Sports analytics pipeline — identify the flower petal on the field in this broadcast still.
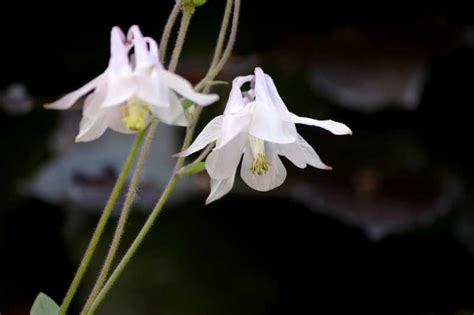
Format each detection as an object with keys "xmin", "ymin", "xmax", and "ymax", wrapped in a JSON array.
[
  {"xmin": 102, "ymin": 75, "xmax": 137, "ymax": 107},
  {"xmin": 206, "ymin": 134, "xmax": 246, "ymax": 180},
  {"xmin": 253, "ymin": 67, "xmax": 271, "ymax": 102},
  {"xmin": 107, "ymin": 107, "xmax": 135, "ymax": 134},
  {"xmin": 159, "ymin": 69, "xmax": 219, "ymax": 106},
  {"xmin": 264, "ymin": 73, "xmax": 289, "ymax": 111},
  {"xmin": 277, "ymin": 142, "xmax": 307, "ymax": 169},
  {"xmin": 285, "ymin": 112, "xmax": 352, "ymax": 135},
  {"xmin": 136, "ymin": 69, "xmax": 169, "ymax": 107},
  {"xmin": 150, "ymin": 92, "xmax": 188, "ymax": 127},
  {"xmin": 175, "ymin": 115, "xmax": 223, "ymax": 157},
  {"xmin": 240, "ymin": 143, "xmax": 287, "ymax": 192},
  {"xmin": 216, "ymin": 108, "xmax": 252, "ymax": 149},
  {"xmin": 223, "ymin": 75, "xmax": 254, "ymax": 114},
  {"xmin": 44, "ymin": 74, "xmax": 105, "ymax": 110},
  {"xmin": 75, "ymin": 114, "xmax": 109, "ymax": 142},
  {"xmin": 297, "ymin": 135, "xmax": 332, "ymax": 170},
  {"xmin": 127, "ymin": 25, "xmax": 156, "ymax": 71},
  {"xmin": 248, "ymin": 101, "xmax": 297, "ymax": 144},
  {"xmin": 206, "ymin": 172, "xmax": 236, "ymax": 204},
  {"xmin": 83, "ymin": 84, "xmax": 107, "ymax": 118},
  {"xmin": 108, "ymin": 27, "xmax": 132, "ymax": 76}
]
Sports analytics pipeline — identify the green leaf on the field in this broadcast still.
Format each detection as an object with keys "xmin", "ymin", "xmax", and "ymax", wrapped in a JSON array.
[
  {"xmin": 31, "ymin": 293, "xmax": 59, "ymax": 315},
  {"xmin": 182, "ymin": 98, "xmax": 194, "ymax": 110},
  {"xmin": 179, "ymin": 162, "xmax": 206, "ymax": 177},
  {"xmin": 193, "ymin": 0, "xmax": 207, "ymax": 6}
]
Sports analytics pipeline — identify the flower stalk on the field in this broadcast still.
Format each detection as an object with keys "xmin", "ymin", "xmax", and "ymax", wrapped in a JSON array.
[
  {"xmin": 58, "ymin": 130, "xmax": 146, "ymax": 315},
  {"xmin": 88, "ymin": 1, "xmax": 240, "ymax": 313},
  {"xmin": 80, "ymin": 121, "xmax": 157, "ymax": 315}
]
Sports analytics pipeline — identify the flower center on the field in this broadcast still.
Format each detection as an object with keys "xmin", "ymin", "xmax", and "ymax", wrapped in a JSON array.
[
  {"xmin": 249, "ymin": 136, "xmax": 270, "ymax": 175},
  {"xmin": 120, "ymin": 97, "xmax": 151, "ymax": 131}
]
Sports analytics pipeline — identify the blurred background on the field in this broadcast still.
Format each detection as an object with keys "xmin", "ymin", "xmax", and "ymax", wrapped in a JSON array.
[{"xmin": 1, "ymin": 1, "xmax": 474, "ymax": 314}]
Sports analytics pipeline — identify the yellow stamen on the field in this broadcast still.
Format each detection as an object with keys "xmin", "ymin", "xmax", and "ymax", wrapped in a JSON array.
[
  {"xmin": 120, "ymin": 97, "xmax": 151, "ymax": 131},
  {"xmin": 249, "ymin": 136, "xmax": 270, "ymax": 175}
]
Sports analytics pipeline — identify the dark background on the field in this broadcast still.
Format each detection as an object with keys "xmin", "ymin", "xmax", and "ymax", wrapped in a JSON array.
[{"xmin": 1, "ymin": 1, "xmax": 474, "ymax": 314}]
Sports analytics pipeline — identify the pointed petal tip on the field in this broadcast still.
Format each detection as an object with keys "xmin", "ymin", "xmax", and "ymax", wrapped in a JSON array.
[
  {"xmin": 254, "ymin": 66, "xmax": 264, "ymax": 75},
  {"xmin": 172, "ymin": 151, "xmax": 184, "ymax": 158},
  {"xmin": 127, "ymin": 25, "xmax": 143, "ymax": 38},
  {"xmin": 205, "ymin": 193, "xmax": 220, "ymax": 205},
  {"xmin": 43, "ymin": 102, "xmax": 60, "ymax": 110},
  {"xmin": 196, "ymin": 93, "xmax": 220, "ymax": 107}
]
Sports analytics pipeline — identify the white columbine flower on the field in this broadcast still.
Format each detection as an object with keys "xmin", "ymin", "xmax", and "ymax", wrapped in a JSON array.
[
  {"xmin": 178, "ymin": 67, "xmax": 352, "ymax": 204},
  {"xmin": 45, "ymin": 25, "xmax": 219, "ymax": 142}
]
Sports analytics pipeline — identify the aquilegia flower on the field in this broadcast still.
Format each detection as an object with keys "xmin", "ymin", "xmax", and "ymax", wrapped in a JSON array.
[
  {"xmin": 178, "ymin": 67, "xmax": 352, "ymax": 204},
  {"xmin": 45, "ymin": 25, "xmax": 218, "ymax": 142}
]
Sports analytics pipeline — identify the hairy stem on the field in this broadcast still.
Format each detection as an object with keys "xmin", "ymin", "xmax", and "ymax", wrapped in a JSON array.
[
  {"xmin": 58, "ymin": 131, "xmax": 145, "ymax": 315},
  {"xmin": 88, "ymin": 1, "xmax": 241, "ymax": 312},
  {"xmin": 159, "ymin": 0, "xmax": 182, "ymax": 63},
  {"xmin": 80, "ymin": 121, "xmax": 158, "ymax": 315},
  {"xmin": 168, "ymin": 10, "xmax": 193, "ymax": 73},
  {"xmin": 195, "ymin": 0, "xmax": 241, "ymax": 92}
]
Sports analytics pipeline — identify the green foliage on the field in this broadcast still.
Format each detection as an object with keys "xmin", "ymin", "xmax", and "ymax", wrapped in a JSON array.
[
  {"xmin": 31, "ymin": 293, "xmax": 59, "ymax": 315},
  {"xmin": 180, "ymin": 162, "xmax": 206, "ymax": 177}
]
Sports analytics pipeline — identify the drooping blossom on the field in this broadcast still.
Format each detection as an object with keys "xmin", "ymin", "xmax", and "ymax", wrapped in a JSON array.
[
  {"xmin": 178, "ymin": 67, "xmax": 352, "ymax": 203},
  {"xmin": 45, "ymin": 25, "xmax": 218, "ymax": 142}
]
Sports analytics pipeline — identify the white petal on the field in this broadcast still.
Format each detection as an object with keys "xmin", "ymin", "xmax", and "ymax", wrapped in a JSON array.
[
  {"xmin": 136, "ymin": 69, "xmax": 169, "ymax": 107},
  {"xmin": 206, "ymin": 134, "xmax": 246, "ymax": 180},
  {"xmin": 44, "ymin": 74, "xmax": 105, "ymax": 110},
  {"xmin": 83, "ymin": 85, "xmax": 107, "ymax": 118},
  {"xmin": 223, "ymin": 75, "xmax": 254, "ymax": 114},
  {"xmin": 206, "ymin": 172, "xmax": 236, "ymax": 204},
  {"xmin": 175, "ymin": 115, "xmax": 223, "ymax": 157},
  {"xmin": 297, "ymin": 135, "xmax": 332, "ymax": 170},
  {"xmin": 277, "ymin": 142, "xmax": 307, "ymax": 169},
  {"xmin": 75, "ymin": 114, "xmax": 108, "ymax": 142},
  {"xmin": 240, "ymin": 143, "xmax": 287, "ymax": 192},
  {"xmin": 136, "ymin": 71, "xmax": 163, "ymax": 107},
  {"xmin": 159, "ymin": 69, "xmax": 219, "ymax": 106},
  {"xmin": 264, "ymin": 73, "xmax": 289, "ymax": 111},
  {"xmin": 107, "ymin": 107, "xmax": 135, "ymax": 134},
  {"xmin": 253, "ymin": 67, "xmax": 271, "ymax": 102},
  {"xmin": 102, "ymin": 75, "xmax": 137, "ymax": 107},
  {"xmin": 127, "ymin": 25, "xmax": 156, "ymax": 71},
  {"xmin": 285, "ymin": 112, "xmax": 352, "ymax": 135},
  {"xmin": 145, "ymin": 37, "xmax": 160, "ymax": 61},
  {"xmin": 150, "ymin": 92, "xmax": 188, "ymax": 127},
  {"xmin": 108, "ymin": 27, "xmax": 133, "ymax": 76},
  {"xmin": 215, "ymin": 108, "xmax": 252, "ymax": 149},
  {"xmin": 248, "ymin": 101, "xmax": 297, "ymax": 144}
]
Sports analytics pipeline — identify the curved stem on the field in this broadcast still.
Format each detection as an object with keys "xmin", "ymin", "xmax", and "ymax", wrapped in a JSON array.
[
  {"xmin": 195, "ymin": 0, "xmax": 241, "ymax": 92},
  {"xmin": 80, "ymin": 121, "xmax": 158, "ymax": 315},
  {"xmin": 88, "ymin": 2, "xmax": 241, "ymax": 313},
  {"xmin": 159, "ymin": 0, "xmax": 182, "ymax": 63},
  {"xmin": 192, "ymin": 142, "xmax": 215, "ymax": 165},
  {"xmin": 88, "ymin": 176, "xmax": 179, "ymax": 315},
  {"xmin": 168, "ymin": 10, "xmax": 193, "ymax": 73},
  {"xmin": 58, "ymin": 131, "xmax": 145, "ymax": 315},
  {"xmin": 210, "ymin": 0, "xmax": 233, "ymax": 68}
]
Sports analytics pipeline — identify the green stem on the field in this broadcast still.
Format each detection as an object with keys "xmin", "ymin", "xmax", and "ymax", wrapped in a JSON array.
[
  {"xmin": 167, "ymin": 10, "xmax": 193, "ymax": 73},
  {"xmin": 58, "ymin": 131, "xmax": 145, "ymax": 315},
  {"xmin": 87, "ymin": 1, "xmax": 241, "ymax": 312},
  {"xmin": 195, "ymin": 0, "xmax": 241, "ymax": 92},
  {"xmin": 192, "ymin": 141, "xmax": 215, "ymax": 164},
  {"xmin": 80, "ymin": 121, "xmax": 158, "ymax": 315},
  {"xmin": 88, "ymin": 175, "xmax": 179, "ymax": 315},
  {"xmin": 159, "ymin": 0, "xmax": 182, "ymax": 64},
  {"xmin": 210, "ymin": 0, "xmax": 233, "ymax": 68}
]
